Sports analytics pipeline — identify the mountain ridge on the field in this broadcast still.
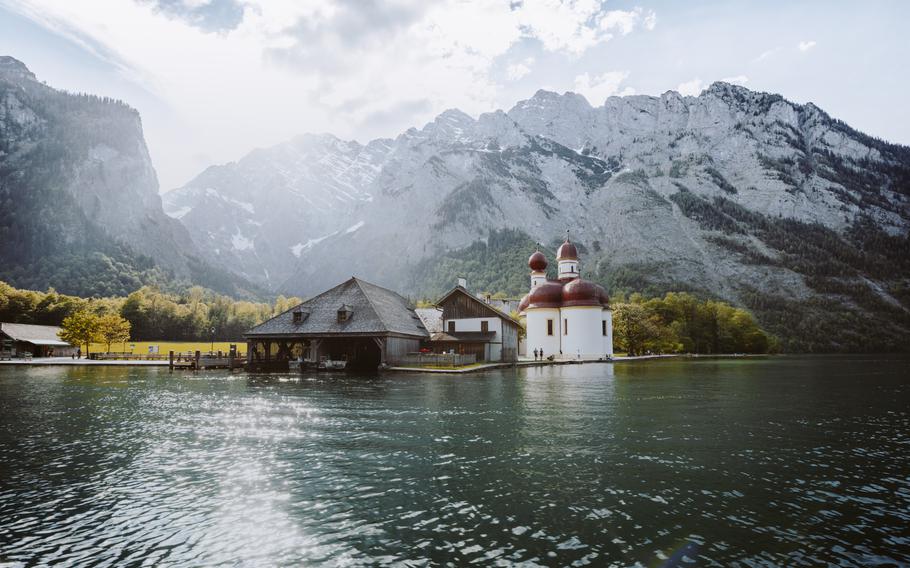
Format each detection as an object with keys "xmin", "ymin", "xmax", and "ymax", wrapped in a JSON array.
[{"xmin": 165, "ymin": 79, "xmax": 909, "ymax": 351}]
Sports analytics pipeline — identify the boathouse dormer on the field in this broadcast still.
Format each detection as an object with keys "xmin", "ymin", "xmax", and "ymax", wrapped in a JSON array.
[
  {"xmin": 292, "ymin": 310, "xmax": 308, "ymax": 324},
  {"xmin": 337, "ymin": 304, "xmax": 353, "ymax": 322}
]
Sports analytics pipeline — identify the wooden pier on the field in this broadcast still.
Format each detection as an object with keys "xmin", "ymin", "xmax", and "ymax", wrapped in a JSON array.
[{"xmin": 168, "ymin": 350, "xmax": 245, "ymax": 371}]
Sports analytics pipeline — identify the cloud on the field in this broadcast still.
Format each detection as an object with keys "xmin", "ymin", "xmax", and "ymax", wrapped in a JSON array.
[
  {"xmin": 517, "ymin": 4, "xmax": 657, "ymax": 54},
  {"xmin": 141, "ymin": 0, "xmax": 245, "ymax": 32},
  {"xmin": 643, "ymin": 9, "xmax": 657, "ymax": 31},
  {"xmin": 753, "ymin": 47, "xmax": 780, "ymax": 62},
  {"xmin": 676, "ymin": 77, "xmax": 705, "ymax": 96},
  {"xmin": 720, "ymin": 75, "xmax": 749, "ymax": 85},
  {"xmin": 573, "ymin": 70, "xmax": 633, "ymax": 104},
  {"xmin": 798, "ymin": 40, "xmax": 817, "ymax": 52},
  {"xmin": 506, "ymin": 57, "xmax": 535, "ymax": 81},
  {"xmin": 3, "ymin": 0, "xmax": 658, "ymax": 188}
]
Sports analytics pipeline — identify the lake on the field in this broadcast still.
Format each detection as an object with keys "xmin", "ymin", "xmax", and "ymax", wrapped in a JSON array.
[{"xmin": 1, "ymin": 356, "xmax": 908, "ymax": 566}]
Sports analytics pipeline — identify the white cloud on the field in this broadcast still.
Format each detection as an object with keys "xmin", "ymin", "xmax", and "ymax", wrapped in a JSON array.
[
  {"xmin": 798, "ymin": 40, "xmax": 817, "ymax": 52},
  {"xmin": 753, "ymin": 47, "xmax": 780, "ymax": 62},
  {"xmin": 506, "ymin": 57, "xmax": 535, "ymax": 81},
  {"xmin": 720, "ymin": 75, "xmax": 749, "ymax": 85},
  {"xmin": 573, "ymin": 71, "xmax": 633, "ymax": 104},
  {"xmin": 676, "ymin": 77, "xmax": 705, "ymax": 96},
  {"xmin": 643, "ymin": 10, "xmax": 657, "ymax": 31},
  {"xmin": 517, "ymin": 3, "xmax": 657, "ymax": 54},
  {"xmin": 4, "ymin": 0, "xmax": 658, "ymax": 188}
]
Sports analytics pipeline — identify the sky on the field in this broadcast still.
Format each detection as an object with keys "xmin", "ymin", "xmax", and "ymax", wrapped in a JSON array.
[{"xmin": 1, "ymin": 0, "xmax": 908, "ymax": 191}]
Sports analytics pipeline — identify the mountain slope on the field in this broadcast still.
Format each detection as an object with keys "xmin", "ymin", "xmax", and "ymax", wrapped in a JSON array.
[
  {"xmin": 0, "ymin": 56, "xmax": 251, "ymax": 297},
  {"xmin": 169, "ymin": 83, "xmax": 910, "ymax": 351},
  {"xmin": 163, "ymin": 133, "xmax": 388, "ymax": 287}
]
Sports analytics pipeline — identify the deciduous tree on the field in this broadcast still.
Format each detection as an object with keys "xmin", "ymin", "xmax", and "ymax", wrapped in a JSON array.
[
  {"xmin": 98, "ymin": 313, "xmax": 131, "ymax": 353},
  {"xmin": 59, "ymin": 311, "xmax": 102, "ymax": 357}
]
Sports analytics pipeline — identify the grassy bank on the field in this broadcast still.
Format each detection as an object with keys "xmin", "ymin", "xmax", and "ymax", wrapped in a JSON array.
[{"xmin": 87, "ymin": 340, "xmax": 244, "ymax": 355}]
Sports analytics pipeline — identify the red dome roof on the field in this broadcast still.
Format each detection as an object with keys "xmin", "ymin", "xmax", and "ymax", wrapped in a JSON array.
[
  {"xmin": 595, "ymin": 284, "xmax": 610, "ymax": 308},
  {"xmin": 561, "ymin": 278, "xmax": 601, "ymax": 307},
  {"xmin": 518, "ymin": 293, "xmax": 530, "ymax": 312},
  {"xmin": 526, "ymin": 281, "xmax": 563, "ymax": 309},
  {"xmin": 556, "ymin": 239, "xmax": 577, "ymax": 261},
  {"xmin": 528, "ymin": 250, "xmax": 548, "ymax": 271}
]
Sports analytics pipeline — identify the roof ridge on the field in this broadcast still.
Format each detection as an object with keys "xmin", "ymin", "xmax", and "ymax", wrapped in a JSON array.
[
  {"xmin": 352, "ymin": 277, "xmax": 391, "ymax": 331},
  {"xmin": 435, "ymin": 286, "xmax": 523, "ymax": 327}
]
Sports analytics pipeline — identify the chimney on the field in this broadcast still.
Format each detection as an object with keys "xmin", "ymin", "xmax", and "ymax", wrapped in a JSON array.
[{"xmin": 457, "ymin": 277, "xmax": 467, "ymax": 289}]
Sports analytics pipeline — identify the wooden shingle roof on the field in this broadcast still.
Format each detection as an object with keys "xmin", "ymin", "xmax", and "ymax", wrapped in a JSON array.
[{"xmin": 246, "ymin": 277, "xmax": 429, "ymax": 338}]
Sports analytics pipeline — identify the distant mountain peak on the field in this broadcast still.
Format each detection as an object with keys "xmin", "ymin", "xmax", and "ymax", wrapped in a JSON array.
[{"xmin": 0, "ymin": 56, "xmax": 37, "ymax": 82}]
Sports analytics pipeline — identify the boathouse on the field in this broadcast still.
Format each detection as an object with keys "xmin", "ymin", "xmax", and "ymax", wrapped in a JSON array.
[
  {"xmin": 425, "ymin": 281, "xmax": 522, "ymax": 363},
  {"xmin": 245, "ymin": 277, "xmax": 429, "ymax": 371},
  {"xmin": 0, "ymin": 322, "xmax": 74, "ymax": 358}
]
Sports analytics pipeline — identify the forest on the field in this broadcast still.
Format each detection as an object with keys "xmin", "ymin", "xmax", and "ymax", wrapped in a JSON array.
[
  {"xmin": 611, "ymin": 291, "xmax": 773, "ymax": 355},
  {"xmin": 0, "ymin": 280, "xmax": 301, "ymax": 341}
]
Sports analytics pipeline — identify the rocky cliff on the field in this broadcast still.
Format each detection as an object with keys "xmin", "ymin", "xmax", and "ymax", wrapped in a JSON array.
[
  {"xmin": 167, "ymin": 82, "xmax": 910, "ymax": 351},
  {"xmin": 0, "ymin": 56, "xmax": 250, "ymax": 297}
]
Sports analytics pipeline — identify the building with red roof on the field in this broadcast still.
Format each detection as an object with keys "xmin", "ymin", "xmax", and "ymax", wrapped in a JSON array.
[{"xmin": 518, "ymin": 233, "xmax": 613, "ymax": 359}]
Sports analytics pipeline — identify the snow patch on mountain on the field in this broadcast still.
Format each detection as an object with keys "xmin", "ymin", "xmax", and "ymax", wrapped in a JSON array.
[
  {"xmin": 231, "ymin": 231, "xmax": 254, "ymax": 251},
  {"xmin": 345, "ymin": 221, "xmax": 365, "ymax": 234}
]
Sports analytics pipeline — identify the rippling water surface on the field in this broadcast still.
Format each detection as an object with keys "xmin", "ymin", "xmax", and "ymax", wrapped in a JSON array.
[{"xmin": 1, "ymin": 356, "xmax": 909, "ymax": 566}]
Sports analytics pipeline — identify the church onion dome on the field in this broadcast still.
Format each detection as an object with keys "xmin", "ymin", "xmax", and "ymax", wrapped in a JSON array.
[
  {"xmin": 561, "ymin": 278, "xmax": 603, "ymax": 307},
  {"xmin": 526, "ymin": 280, "xmax": 564, "ymax": 309},
  {"xmin": 595, "ymin": 284, "xmax": 610, "ymax": 308},
  {"xmin": 518, "ymin": 293, "xmax": 530, "ymax": 313},
  {"xmin": 528, "ymin": 250, "xmax": 548, "ymax": 271},
  {"xmin": 556, "ymin": 238, "xmax": 578, "ymax": 261}
]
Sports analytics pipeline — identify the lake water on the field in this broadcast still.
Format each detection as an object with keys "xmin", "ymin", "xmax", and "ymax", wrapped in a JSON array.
[{"xmin": 1, "ymin": 356, "xmax": 908, "ymax": 566}]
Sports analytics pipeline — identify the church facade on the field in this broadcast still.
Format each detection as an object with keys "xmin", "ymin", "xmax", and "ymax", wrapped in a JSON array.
[{"xmin": 518, "ymin": 236, "xmax": 613, "ymax": 360}]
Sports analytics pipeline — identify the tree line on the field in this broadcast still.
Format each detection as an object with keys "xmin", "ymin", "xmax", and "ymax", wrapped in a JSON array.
[
  {"xmin": 3, "ymin": 279, "xmax": 774, "ymax": 355},
  {"xmin": 0, "ymin": 280, "xmax": 302, "ymax": 345},
  {"xmin": 612, "ymin": 292, "xmax": 774, "ymax": 355}
]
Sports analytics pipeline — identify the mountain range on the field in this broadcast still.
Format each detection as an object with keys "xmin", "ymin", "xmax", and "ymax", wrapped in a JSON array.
[
  {"xmin": 164, "ymin": 80, "xmax": 910, "ymax": 351},
  {"xmin": 1, "ymin": 55, "xmax": 907, "ymax": 351}
]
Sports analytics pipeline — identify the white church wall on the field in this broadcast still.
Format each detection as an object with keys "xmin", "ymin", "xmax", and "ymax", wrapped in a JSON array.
[
  {"xmin": 562, "ymin": 306, "xmax": 609, "ymax": 358},
  {"xmin": 526, "ymin": 308, "xmax": 561, "ymax": 358},
  {"xmin": 603, "ymin": 309, "xmax": 614, "ymax": 356}
]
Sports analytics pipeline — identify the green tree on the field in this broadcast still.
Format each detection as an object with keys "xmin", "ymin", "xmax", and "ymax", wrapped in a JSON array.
[
  {"xmin": 613, "ymin": 303, "xmax": 662, "ymax": 356},
  {"xmin": 59, "ymin": 311, "xmax": 102, "ymax": 357},
  {"xmin": 98, "ymin": 313, "xmax": 131, "ymax": 353}
]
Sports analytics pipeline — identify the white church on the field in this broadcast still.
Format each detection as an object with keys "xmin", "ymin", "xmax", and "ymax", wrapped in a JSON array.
[{"xmin": 518, "ymin": 235, "xmax": 614, "ymax": 360}]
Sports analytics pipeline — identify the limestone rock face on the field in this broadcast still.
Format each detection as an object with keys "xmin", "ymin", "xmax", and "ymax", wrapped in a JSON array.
[
  {"xmin": 169, "ymin": 82, "xmax": 910, "ymax": 350},
  {"xmin": 0, "ymin": 57, "xmax": 247, "ymax": 297}
]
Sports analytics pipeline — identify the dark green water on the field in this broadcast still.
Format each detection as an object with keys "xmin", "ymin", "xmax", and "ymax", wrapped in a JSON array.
[{"xmin": 1, "ymin": 356, "xmax": 908, "ymax": 566}]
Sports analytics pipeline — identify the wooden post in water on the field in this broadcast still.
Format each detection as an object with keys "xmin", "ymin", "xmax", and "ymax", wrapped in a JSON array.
[
  {"xmin": 169, "ymin": 350, "xmax": 174, "ymax": 371},
  {"xmin": 194, "ymin": 350, "xmax": 201, "ymax": 371}
]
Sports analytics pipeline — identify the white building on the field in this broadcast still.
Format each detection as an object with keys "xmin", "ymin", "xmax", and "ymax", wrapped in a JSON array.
[
  {"xmin": 425, "ymin": 282, "xmax": 522, "ymax": 362},
  {"xmin": 518, "ymin": 236, "xmax": 613, "ymax": 360}
]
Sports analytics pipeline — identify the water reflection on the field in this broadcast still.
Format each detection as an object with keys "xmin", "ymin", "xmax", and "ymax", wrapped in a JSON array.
[{"xmin": 1, "ymin": 357, "xmax": 908, "ymax": 566}]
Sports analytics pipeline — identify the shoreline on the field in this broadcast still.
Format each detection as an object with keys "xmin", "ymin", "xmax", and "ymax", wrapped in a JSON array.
[
  {"xmin": 387, "ymin": 353, "xmax": 769, "ymax": 373},
  {"xmin": 0, "ymin": 353, "xmax": 769, "ymax": 371}
]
